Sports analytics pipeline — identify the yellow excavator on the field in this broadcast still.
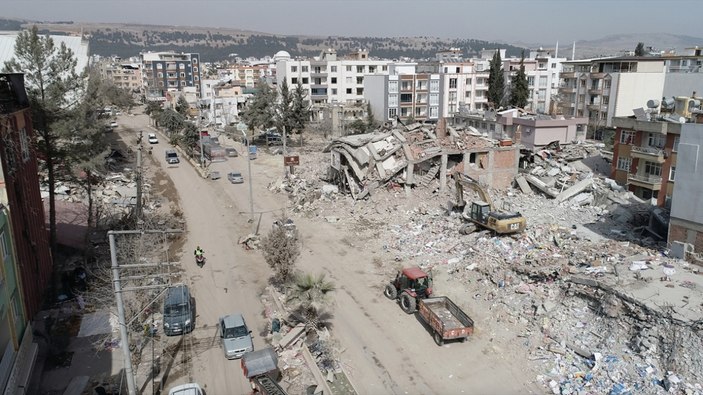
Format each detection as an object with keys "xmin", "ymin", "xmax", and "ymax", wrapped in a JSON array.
[{"xmin": 453, "ymin": 173, "xmax": 526, "ymax": 235}]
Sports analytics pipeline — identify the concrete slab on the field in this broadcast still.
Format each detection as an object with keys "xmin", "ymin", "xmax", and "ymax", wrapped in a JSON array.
[
  {"xmin": 556, "ymin": 178, "xmax": 592, "ymax": 203},
  {"xmin": 515, "ymin": 176, "xmax": 532, "ymax": 194}
]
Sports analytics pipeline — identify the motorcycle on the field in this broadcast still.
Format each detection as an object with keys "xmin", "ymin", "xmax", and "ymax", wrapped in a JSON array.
[{"xmin": 195, "ymin": 254, "xmax": 206, "ymax": 267}]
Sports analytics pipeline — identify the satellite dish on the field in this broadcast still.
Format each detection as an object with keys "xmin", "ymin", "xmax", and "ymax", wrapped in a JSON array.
[{"xmin": 646, "ymin": 99, "xmax": 660, "ymax": 108}]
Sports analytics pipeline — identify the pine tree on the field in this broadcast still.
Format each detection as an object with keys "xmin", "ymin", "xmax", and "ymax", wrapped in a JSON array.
[
  {"xmin": 240, "ymin": 82, "xmax": 276, "ymax": 133},
  {"xmin": 290, "ymin": 81, "xmax": 311, "ymax": 145},
  {"xmin": 634, "ymin": 42, "xmax": 645, "ymax": 56},
  {"xmin": 365, "ymin": 102, "xmax": 378, "ymax": 131},
  {"xmin": 175, "ymin": 95, "xmax": 189, "ymax": 116},
  {"xmin": 275, "ymin": 79, "xmax": 294, "ymax": 134},
  {"xmin": 4, "ymin": 25, "xmax": 85, "ymax": 256},
  {"xmin": 487, "ymin": 49, "xmax": 505, "ymax": 108},
  {"xmin": 510, "ymin": 51, "xmax": 529, "ymax": 109}
]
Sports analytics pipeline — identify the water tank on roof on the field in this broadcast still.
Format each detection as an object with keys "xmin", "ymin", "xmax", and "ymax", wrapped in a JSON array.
[{"xmin": 646, "ymin": 99, "xmax": 660, "ymax": 109}]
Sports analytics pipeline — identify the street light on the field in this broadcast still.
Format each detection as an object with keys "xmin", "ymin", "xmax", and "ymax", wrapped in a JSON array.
[{"xmin": 240, "ymin": 129, "xmax": 254, "ymax": 221}]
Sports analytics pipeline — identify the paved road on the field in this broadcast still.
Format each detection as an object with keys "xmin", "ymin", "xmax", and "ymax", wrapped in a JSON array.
[{"xmin": 118, "ymin": 110, "xmax": 541, "ymax": 395}]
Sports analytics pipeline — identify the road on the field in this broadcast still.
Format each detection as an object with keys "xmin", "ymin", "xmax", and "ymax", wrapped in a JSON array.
[{"xmin": 118, "ymin": 110, "xmax": 540, "ymax": 394}]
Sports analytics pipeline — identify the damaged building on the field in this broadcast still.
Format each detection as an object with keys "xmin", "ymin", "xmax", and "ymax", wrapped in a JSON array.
[{"xmin": 324, "ymin": 118, "xmax": 520, "ymax": 199}]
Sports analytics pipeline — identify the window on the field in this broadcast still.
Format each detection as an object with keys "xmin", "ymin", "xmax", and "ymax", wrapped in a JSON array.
[
  {"xmin": 537, "ymin": 89, "xmax": 546, "ymax": 101},
  {"xmin": 476, "ymin": 64, "xmax": 484, "ymax": 71},
  {"xmin": 465, "ymin": 91, "xmax": 472, "ymax": 99},
  {"xmin": 356, "ymin": 77, "xmax": 363, "ymax": 84},
  {"xmin": 313, "ymin": 66, "xmax": 322, "ymax": 73},
  {"xmin": 369, "ymin": 66, "xmax": 376, "ymax": 73},
  {"xmin": 291, "ymin": 77, "xmax": 298, "ymax": 84},
  {"xmin": 400, "ymin": 107, "xmax": 409, "ymax": 117},
  {"xmin": 302, "ymin": 78, "xmax": 309, "ymax": 84},
  {"xmin": 180, "ymin": 72, "xmax": 185, "ymax": 78},
  {"xmin": 449, "ymin": 78, "xmax": 457, "ymax": 89},
  {"xmin": 538, "ymin": 63, "xmax": 546, "ymax": 69},
  {"xmin": 331, "ymin": 88, "xmax": 337, "ymax": 95},
  {"xmin": 670, "ymin": 166, "xmax": 676, "ymax": 181},
  {"xmin": 604, "ymin": 80, "xmax": 611, "ymax": 89},
  {"xmin": 430, "ymin": 79, "xmax": 439, "ymax": 92},
  {"xmin": 416, "ymin": 80, "xmax": 427, "ymax": 90},
  {"xmin": 389, "ymin": 80, "xmax": 398, "ymax": 93},
  {"xmin": 448, "ymin": 92, "xmax": 457, "ymax": 103},
  {"xmin": 346, "ymin": 88, "xmax": 352, "ymax": 94},
  {"xmin": 382, "ymin": 65, "xmax": 388, "ymax": 71},
  {"xmin": 0, "ymin": 231, "xmax": 9, "ymax": 258},
  {"xmin": 466, "ymin": 78, "xmax": 471, "ymax": 85},
  {"xmin": 346, "ymin": 66, "xmax": 352, "ymax": 72},
  {"xmin": 357, "ymin": 66, "xmax": 364, "ymax": 73},
  {"xmin": 302, "ymin": 66, "xmax": 309, "ymax": 72},
  {"xmin": 193, "ymin": 67, "xmax": 198, "ymax": 72},
  {"xmin": 401, "ymin": 81, "xmax": 412, "ymax": 91},
  {"xmin": 313, "ymin": 78, "xmax": 323, "ymax": 85},
  {"xmin": 156, "ymin": 63, "xmax": 163, "ymax": 69},
  {"xmin": 331, "ymin": 66, "xmax": 337, "ymax": 72},
  {"xmin": 400, "ymin": 94, "xmax": 412, "ymax": 103},
  {"xmin": 331, "ymin": 77, "xmax": 337, "ymax": 84},
  {"xmin": 620, "ymin": 130, "xmax": 635, "ymax": 144},
  {"xmin": 551, "ymin": 63, "xmax": 557, "ymax": 69},
  {"xmin": 539, "ymin": 76, "xmax": 547, "ymax": 88},
  {"xmin": 180, "ymin": 81, "xmax": 186, "ymax": 86},
  {"xmin": 645, "ymin": 161, "xmax": 662, "ymax": 176},
  {"xmin": 617, "ymin": 157, "xmax": 632, "ymax": 171},
  {"xmin": 648, "ymin": 133, "xmax": 665, "ymax": 148},
  {"xmin": 19, "ymin": 127, "xmax": 30, "ymax": 162},
  {"xmin": 429, "ymin": 93, "xmax": 439, "ymax": 106},
  {"xmin": 291, "ymin": 66, "xmax": 298, "ymax": 72},
  {"xmin": 179, "ymin": 63, "xmax": 185, "ymax": 70},
  {"xmin": 389, "ymin": 108, "xmax": 397, "ymax": 118},
  {"xmin": 388, "ymin": 94, "xmax": 398, "ymax": 106},
  {"xmin": 673, "ymin": 135, "xmax": 680, "ymax": 152},
  {"xmin": 157, "ymin": 72, "xmax": 163, "ymax": 78},
  {"xmin": 429, "ymin": 106, "xmax": 438, "ymax": 118}
]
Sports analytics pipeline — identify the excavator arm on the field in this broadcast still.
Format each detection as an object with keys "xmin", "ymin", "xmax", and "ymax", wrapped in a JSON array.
[{"xmin": 452, "ymin": 173, "xmax": 495, "ymax": 210}]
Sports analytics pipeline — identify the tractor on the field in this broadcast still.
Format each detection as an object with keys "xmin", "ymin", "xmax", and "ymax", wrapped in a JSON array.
[{"xmin": 383, "ymin": 266, "xmax": 433, "ymax": 314}]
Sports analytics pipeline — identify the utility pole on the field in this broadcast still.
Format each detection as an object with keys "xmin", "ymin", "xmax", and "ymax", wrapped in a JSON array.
[
  {"xmin": 136, "ymin": 131, "xmax": 143, "ymax": 219},
  {"xmin": 282, "ymin": 125, "xmax": 288, "ymax": 179},
  {"xmin": 109, "ymin": 229, "xmax": 183, "ymax": 395},
  {"xmin": 240, "ymin": 130, "xmax": 254, "ymax": 221}
]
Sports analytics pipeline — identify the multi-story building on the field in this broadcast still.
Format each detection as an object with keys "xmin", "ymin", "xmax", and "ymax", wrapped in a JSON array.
[
  {"xmin": 96, "ymin": 59, "xmax": 142, "ymax": 93},
  {"xmin": 609, "ymin": 94, "xmax": 703, "ymax": 206},
  {"xmin": 560, "ymin": 49, "xmax": 703, "ymax": 140},
  {"xmin": 0, "ymin": 74, "xmax": 53, "ymax": 320},
  {"xmin": 504, "ymin": 48, "xmax": 565, "ymax": 114},
  {"xmin": 276, "ymin": 49, "xmax": 391, "ymax": 119},
  {"xmin": 199, "ymin": 79, "xmax": 245, "ymax": 127},
  {"xmin": 217, "ymin": 64, "xmax": 268, "ymax": 89},
  {"xmin": 668, "ymin": 118, "xmax": 703, "ymax": 259},
  {"xmin": 365, "ymin": 63, "xmax": 442, "ymax": 122},
  {"xmin": 141, "ymin": 51, "xmax": 202, "ymax": 100}
]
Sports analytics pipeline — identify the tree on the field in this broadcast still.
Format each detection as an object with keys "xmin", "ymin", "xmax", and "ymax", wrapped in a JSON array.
[
  {"xmin": 175, "ymin": 95, "xmax": 189, "ymax": 116},
  {"xmin": 100, "ymin": 83, "xmax": 135, "ymax": 112},
  {"xmin": 347, "ymin": 118, "xmax": 368, "ymax": 135},
  {"xmin": 487, "ymin": 49, "xmax": 505, "ymax": 108},
  {"xmin": 634, "ymin": 42, "xmax": 646, "ymax": 56},
  {"xmin": 261, "ymin": 223, "xmax": 300, "ymax": 286},
  {"xmin": 144, "ymin": 101, "xmax": 164, "ymax": 119},
  {"xmin": 240, "ymin": 82, "xmax": 276, "ymax": 133},
  {"xmin": 510, "ymin": 51, "xmax": 529, "ymax": 109},
  {"xmin": 4, "ymin": 25, "xmax": 84, "ymax": 256},
  {"xmin": 290, "ymin": 81, "xmax": 312, "ymax": 145},
  {"xmin": 365, "ymin": 102, "xmax": 378, "ymax": 131},
  {"xmin": 287, "ymin": 272, "xmax": 335, "ymax": 330},
  {"xmin": 157, "ymin": 108, "xmax": 185, "ymax": 135}
]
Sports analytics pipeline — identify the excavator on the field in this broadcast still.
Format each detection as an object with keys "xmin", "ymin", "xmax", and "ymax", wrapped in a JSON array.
[{"xmin": 453, "ymin": 173, "xmax": 526, "ymax": 235}]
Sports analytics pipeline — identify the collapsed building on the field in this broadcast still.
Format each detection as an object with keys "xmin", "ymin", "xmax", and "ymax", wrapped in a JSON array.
[{"xmin": 324, "ymin": 119, "xmax": 520, "ymax": 199}]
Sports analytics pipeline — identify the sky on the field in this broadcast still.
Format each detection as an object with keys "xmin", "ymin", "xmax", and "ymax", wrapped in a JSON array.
[{"xmin": 4, "ymin": 0, "xmax": 702, "ymax": 45}]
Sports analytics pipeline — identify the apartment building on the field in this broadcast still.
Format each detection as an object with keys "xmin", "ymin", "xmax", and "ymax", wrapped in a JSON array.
[
  {"xmin": 217, "ymin": 64, "xmax": 269, "ymax": 89},
  {"xmin": 276, "ymin": 49, "xmax": 391, "ymax": 119},
  {"xmin": 365, "ymin": 63, "xmax": 442, "ymax": 122},
  {"xmin": 437, "ymin": 61, "xmax": 489, "ymax": 116},
  {"xmin": 668, "ymin": 120, "xmax": 703, "ymax": 258},
  {"xmin": 96, "ymin": 59, "xmax": 142, "ymax": 93},
  {"xmin": 199, "ymin": 79, "xmax": 245, "ymax": 127},
  {"xmin": 559, "ymin": 57, "xmax": 668, "ymax": 132},
  {"xmin": 504, "ymin": 48, "xmax": 565, "ymax": 114},
  {"xmin": 141, "ymin": 51, "xmax": 202, "ymax": 100}
]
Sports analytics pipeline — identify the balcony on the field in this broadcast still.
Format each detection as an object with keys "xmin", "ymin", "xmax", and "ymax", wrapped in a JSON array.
[
  {"xmin": 590, "ymin": 72, "xmax": 606, "ymax": 79},
  {"xmin": 588, "ymin": 88, "xmax": 603, "ymax": 95},
  {"xmin": 630, "ymin": 146, "xmax": 665, "ymax": 163},
  {"xmin": 560, "ymin": 71, "xmax": 576, "ymax": 78},
  {"xmin": 559, "ymin": 85, "xmax": 576, "ymax": 93},
  {"xmin": 627, "ymin": 173, "xmax": 662, "ymax": 190},
  {"xmin": 587, "ymin": 103, "xmax": 607, "ymax": 111}
]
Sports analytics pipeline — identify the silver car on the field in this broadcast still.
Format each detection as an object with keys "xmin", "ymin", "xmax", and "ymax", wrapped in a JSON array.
[
  {"xmin": 227, "ymin": 171, "xmax": 244, "ymax": 184},
  {"xmin": 219, "ymin": 314, "xmax": 253, "ymax": 359}
]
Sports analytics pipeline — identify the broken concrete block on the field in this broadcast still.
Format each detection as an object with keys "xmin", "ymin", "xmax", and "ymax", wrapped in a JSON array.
[
  {"xmin": 547, "ymin": 167, "xmax": 561, "ymax": 177},
  {"xmin": 515, "ymin": 176, "xmax": 532, "ymax": 194},
  {"xmin": 321, "ymin": 184, "xmax": 339, "ymax": 195},
  {"xmin": 556, "ymin": 178, "xmax": 593, "ymax": 203}
]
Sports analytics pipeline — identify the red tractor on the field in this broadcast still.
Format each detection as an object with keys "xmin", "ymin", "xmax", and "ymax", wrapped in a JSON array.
[{"xmin": 384, "ymin": 267, "xmax": 433, "ymax": 314}]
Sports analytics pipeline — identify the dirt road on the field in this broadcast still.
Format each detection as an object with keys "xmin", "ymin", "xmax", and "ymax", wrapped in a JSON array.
[{"xmin": 119, "ymin": 110, "xmax": 540, "ymax": 394}]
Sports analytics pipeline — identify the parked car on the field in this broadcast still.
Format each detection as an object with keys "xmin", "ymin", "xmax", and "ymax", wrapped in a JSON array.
[
  {"xmin": 225, "ymin": 147, "xmax": 238, "ymax": 157},
  {"xmin": 219, "ymin": 313, "xmax": 254, "ymax": 359},
  {"xmin": 168, "ymin": 383, "xmax": 203, "ymax": 395},
  {"xmin": 163, "ymin": 285, "xmax": 194, "ymax": 336},
  {"xmin": 209, "ymin": 171, "xmax": 221, "ymax": 180},
  {"xmin": 148, "ymin": 133, "xmax": 158, "ymax": 144},
  {"xmin": 227, "ymin": 171, "xmax": 244, "ymax": 184},
  {"xmin": 109, "ymin": 121, "xmax": 118, "ymax": 128}
]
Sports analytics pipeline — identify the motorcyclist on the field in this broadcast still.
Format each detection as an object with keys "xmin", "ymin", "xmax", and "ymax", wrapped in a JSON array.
[{"xmin": 194, "ymin": 246, "xmax": 204, "ymax": 259}]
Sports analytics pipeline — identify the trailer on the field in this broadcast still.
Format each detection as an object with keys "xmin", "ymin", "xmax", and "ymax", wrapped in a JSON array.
[
  {"xmin": 241, "ymin": 348, "xmax": 286, "ymax": 395},
  {"xmin": 418, "ymin": 297, "xmax": 474, "ymax": 346}
]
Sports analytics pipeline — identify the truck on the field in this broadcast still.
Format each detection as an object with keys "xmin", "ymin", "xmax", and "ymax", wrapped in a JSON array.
[
  {"xmin": 453, "ymin": 173, "xmax": 526, "ymax": 235},
  {"xmin": 385, "ymin": 267, "xmax": 474, "ymax": 345},
  {"xmin": 201, "ymin": 142, "xmax": 226, "ymax": 162}
]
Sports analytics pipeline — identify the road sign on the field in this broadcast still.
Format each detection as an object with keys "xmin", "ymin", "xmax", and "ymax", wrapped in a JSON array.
[{"xmin": 283, "ymin": 155, "xmax": 300, "ymax": 166}]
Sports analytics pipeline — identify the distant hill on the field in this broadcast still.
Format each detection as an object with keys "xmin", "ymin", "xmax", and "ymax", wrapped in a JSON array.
[
  {"xmin": 0, "ymin": 18, "xmax": 526, "ymax": 61},
  {"xmin": 515, "ymin": 33, "xmax": 703, "ymax": 59}
]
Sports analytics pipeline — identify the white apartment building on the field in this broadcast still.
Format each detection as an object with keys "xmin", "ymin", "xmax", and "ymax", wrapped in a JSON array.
[
  {"xmin": 276, "ymin": 49, "xmax": 392, "ymax": 119},
  {"xmin": 366, "ymin": 63, "xmax": 443, "ymax": 122},
  {"xmin": 505, "ymin": 49, "xmax": 565, "ymax": 113},
  {"xmin": 559, "ymin": 57, "xmax": 668, "ymax": 131}
]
